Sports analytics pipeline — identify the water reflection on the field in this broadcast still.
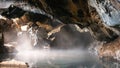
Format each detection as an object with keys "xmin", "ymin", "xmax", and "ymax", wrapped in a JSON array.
[
  {"xmin": 0, "ymin": 49, "xmax": 120, "ymax": 68},
  {"xmin": 14, "ymin": 49, "xmax": 104, "ymax": 68}
]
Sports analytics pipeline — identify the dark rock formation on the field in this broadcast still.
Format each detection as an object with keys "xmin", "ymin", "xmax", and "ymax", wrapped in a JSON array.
[
  {"xmin": 0, "ymin": 33, "xmax": 7, "ymax": 53},
  {"xmin": 0, "ymin": 0, "xmax": 120, "ymax": 59},
  {"xmin": 0, "ymin": 21, "xmax": 8, "ymax": 53},
  {"xmin": 51, "ymin": 24, "xmax": 94, "ymax": 49},
  {"xmin": 24, "ymin": 0, "xmax": 119, "ymax": 42}
]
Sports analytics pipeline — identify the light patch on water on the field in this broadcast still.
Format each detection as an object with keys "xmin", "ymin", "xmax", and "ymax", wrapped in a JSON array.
[{"xmin": 15, "ymin": 49, "xmax": 99, "ymax": 68}]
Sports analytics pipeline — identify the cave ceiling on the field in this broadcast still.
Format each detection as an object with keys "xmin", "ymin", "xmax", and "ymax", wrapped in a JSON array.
[{"xmin": 0, "ymin": 0, "xmax": 120, "ymax": 42}]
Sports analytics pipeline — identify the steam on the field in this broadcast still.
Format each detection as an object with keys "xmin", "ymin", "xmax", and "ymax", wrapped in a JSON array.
[
  {"xmin": 0, "ymin": 5, "xmax": 100, "ymax": 67},
  {"xmin": 16, "ymin": 24, "xmax": 40, "ymax": 52},
  {"xmin": 13, "ymin": 24, "xmax": 96, "ymax": 67},
  {"xmin": 2, "ymin": 22, "xmax": 96, "ymax": 67},
  {"xmin": 16, "ymin": 31, "xmax": 33, "ymax": 51},
  {"xmin": 51, "ymin": 24, "xmax": 93, "ymax": 49},
  {"xmin": 15, "ymin": 49, "xmax": 99, "ymax": 68}
]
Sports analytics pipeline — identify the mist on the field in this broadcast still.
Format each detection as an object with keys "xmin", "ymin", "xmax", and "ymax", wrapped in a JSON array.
[{"xmin": 2, "ymin": 22, "xmax": 101, "ymax": 68}]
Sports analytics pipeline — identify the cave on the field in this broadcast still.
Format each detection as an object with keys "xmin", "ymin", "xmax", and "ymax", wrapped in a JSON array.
[{"xmin": 0, "ymin": 0, "xmax": 120, "ymax": 68}]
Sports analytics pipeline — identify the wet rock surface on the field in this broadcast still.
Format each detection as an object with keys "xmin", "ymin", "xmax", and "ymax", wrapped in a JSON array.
[{"xmin": 98, "ymin": 37, "xmax": 120, "ymax": 60}]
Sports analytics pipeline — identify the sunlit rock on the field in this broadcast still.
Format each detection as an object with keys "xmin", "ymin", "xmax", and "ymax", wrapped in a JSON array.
[
  {"xmin": 0, "ymin": 60, "xmax": 29, "ymax": 68},
  {"xmin": 98, "ymin": 37, "xmax": 120, "ymax": 60}
]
